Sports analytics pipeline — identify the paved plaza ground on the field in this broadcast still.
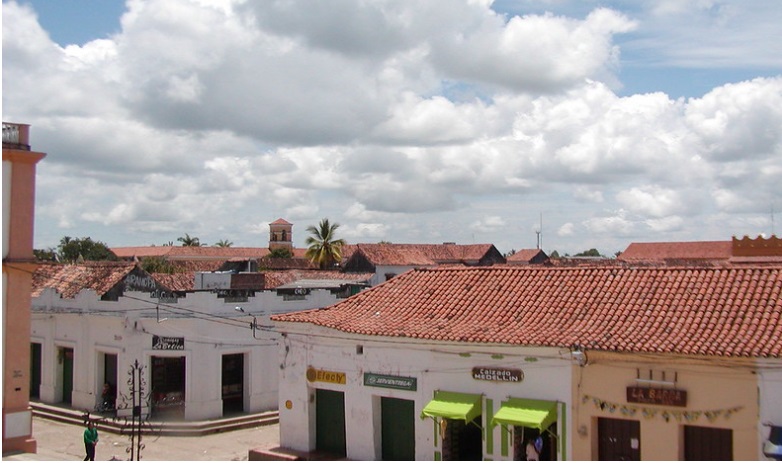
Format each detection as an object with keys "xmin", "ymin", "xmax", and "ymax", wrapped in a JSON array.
[{"xmin": 4, "ymin": 416, "xmax": 281, "ymax": 461}]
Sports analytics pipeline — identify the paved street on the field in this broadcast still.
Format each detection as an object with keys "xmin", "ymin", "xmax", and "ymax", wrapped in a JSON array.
[{"xmin": 4, "ymin": 416, "xmax": 280, "ymax": 461}]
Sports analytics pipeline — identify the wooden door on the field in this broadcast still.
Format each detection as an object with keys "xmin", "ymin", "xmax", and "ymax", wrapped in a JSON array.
[
  {"xmin": 598, "ymin": 417, "xmax": 640, "ymax": 460},
  {"xmin": 684, "ymin": 425, "xmax": 732, "ymax": 460}
]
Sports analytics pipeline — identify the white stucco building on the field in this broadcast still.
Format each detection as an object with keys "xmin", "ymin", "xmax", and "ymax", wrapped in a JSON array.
[
  {"xmin": 30, "ymin": 262, "xmax": 369, "ymax": 421},
  {"xmin": 272, "ymin": 263, "xmax": 782, "ymax": 461},
  {"xmin": 274, "ymin": 325, "xmax": 573, "ymax": 461}
]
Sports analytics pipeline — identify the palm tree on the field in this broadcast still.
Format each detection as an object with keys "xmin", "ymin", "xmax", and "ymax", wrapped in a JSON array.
[
  {"xmin": 214, "ymin": 239, "xmax": 233, "ymax": 248},
  {"xmin": 177, "ymin": 233, "xmax": 203, "ymax": 247},
  {"xmin": 305, "ymin": 218, "xmax": 346, "ymax": 269}
]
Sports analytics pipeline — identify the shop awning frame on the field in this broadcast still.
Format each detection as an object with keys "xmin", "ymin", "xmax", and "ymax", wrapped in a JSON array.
[
  {"xmin": 420, "ymin": 390, "xmax": 483, "ymax": 424},
  {"xmin": 490, "ymin": 397, "xmax": 558, "ymax": 432}
]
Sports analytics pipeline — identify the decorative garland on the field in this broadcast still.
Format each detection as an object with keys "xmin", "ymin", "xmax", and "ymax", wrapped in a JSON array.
[{"xmin": 582, "ymin": 394, "xmax": 743, "ymax": 423}]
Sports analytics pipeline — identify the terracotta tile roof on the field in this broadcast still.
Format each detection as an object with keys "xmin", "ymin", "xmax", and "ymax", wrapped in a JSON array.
[
  {"xmin": 262, "ymin": 270, "xmax": 372, "ymax": 290},
  {"xmin": 619, "ymin": 241, "xmax": 732, "ymax": 262},
  {"xmin": 32, "ymin": 262, "xmax": 138, "ymax": 298},
  {"xmin": 506, "ymin": 249, "xmax": 547, "ymax": 264},
  {"xmin": 170, "ymin": 260, "xmax": 225, "ymax": 272},
  {"xmin": 348, "ymin": 243, "xmax": 500, "ymax": 266},
  {"xmin": 111, "ymin": 246, "xmax": 308, "ymax": 260},
  {"xmin": 151, "ymin": 272, "xmax": 195, "ymax": 292},
  {"xmin": 257, "ymin": 257, "xmax": 318, "ymax": 270},
  {"xmin": 270, "ymin": 218, "xmax": 292, "ymax": 225},
  {"xmin": 272, "ymin": 266, "xmax": 782, "ymax": 358}
]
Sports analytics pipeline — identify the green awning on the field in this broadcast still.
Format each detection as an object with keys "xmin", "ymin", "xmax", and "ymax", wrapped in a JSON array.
[
  {"xmin": 490, "ymin": 398, "xmax": 558, "ymax": 431},
  {"xmin": 420, "ymin": 391, "xmax": 483, "ymax": 423}
]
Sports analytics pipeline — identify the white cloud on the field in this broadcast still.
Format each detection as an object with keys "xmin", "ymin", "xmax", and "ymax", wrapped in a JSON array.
[
  {"xmin": 557, "ymin": 223, "xmax": 575, "ymax": 236},
  {"xmin": 615, "ymin": 185, "xmax": 686, "ymax": 218},
  {"xmin": 3, "ymin": 0, "xmax": 781, "ymax": 253},
  {"xmin": 470, "ymin": 216, "xmax": 507, "ymax": 233}
]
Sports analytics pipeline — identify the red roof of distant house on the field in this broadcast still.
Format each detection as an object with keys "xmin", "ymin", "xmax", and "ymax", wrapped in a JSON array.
[
  {"xmin": 506, "ymin": 249, "xmax": 547, "ymax": 264},
  {"xmin": 111, "ymin": 246, "xmax": 308, "ymax": 260},
  {"xmin": 619, "ymin": 241, "xmax": 732, "ymax": 262},
  {"xmin": 270, "ymin": 218, "xmax": 292, "ymax": 225},
  {"xmin": 272, "ymin": 265, "xmax": 782, "ymax": 358},
  {"xmin": 346, "ymin": 243, "xmax": 500, "ymax": 266}
]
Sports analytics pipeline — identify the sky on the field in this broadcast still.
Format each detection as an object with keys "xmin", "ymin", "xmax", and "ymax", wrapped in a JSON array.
[{"xmin": 3, "ymin": 0, "xmax": 782, "ymax": 256}]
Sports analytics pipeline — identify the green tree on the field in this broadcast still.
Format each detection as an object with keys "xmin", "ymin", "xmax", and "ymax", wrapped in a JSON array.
[
  {"xmin": 34, "ymin": 247, "xmax": 57, "ymax": 261},
  {"xmin": 177, "ymin": 233, "xmax": 203, "ymax": 247},
  {"xmin": 549, "ymin": 250, "xmax": 560, "ymax": 259},
  {"xmin": 305, "ymin": 218, "xmax": 347, "ymax": 269},
  {"xmin": 574, "ymin": 248, "xmax": 602, "ymax": 257},
  {"xmin": 214, "ymin": 239, "xmax": 233, "ymax": 248},
  {"xmin": 268, "ymin": 247, "xmax": 293, "ymax": 258},
  {"xmin": 140, "ymin": 256, "xmax": 177, "ymax": 274},
  {"xmin": 57, "ymin": 236, "xmax": 117, "ymax": 262}
]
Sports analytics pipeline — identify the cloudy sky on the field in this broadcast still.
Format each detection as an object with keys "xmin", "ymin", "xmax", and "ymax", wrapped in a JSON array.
[{"xmin": 3, "ymin": 0, "xmax": 781, "ymax": 256}]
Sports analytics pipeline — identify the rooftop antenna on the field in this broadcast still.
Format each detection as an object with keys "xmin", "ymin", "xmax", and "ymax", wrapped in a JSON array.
[
  {"xmin": 772, "ymin": 203, "xmax": 776, "ymax": 236},
  {"xmin": 535, "ymin": 213, "xmax": 543, "ymax": 250}
]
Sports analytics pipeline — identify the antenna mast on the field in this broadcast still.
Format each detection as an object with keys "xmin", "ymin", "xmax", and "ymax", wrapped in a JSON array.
[{"xmin": 536, "ymin": 213, "xmax": 543, "ymax": 250}]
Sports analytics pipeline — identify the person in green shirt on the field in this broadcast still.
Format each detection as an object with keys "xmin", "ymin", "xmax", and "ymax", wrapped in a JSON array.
[{"xmin": 83, "ymin": 421, "xmax": 99, "ymax": 461}]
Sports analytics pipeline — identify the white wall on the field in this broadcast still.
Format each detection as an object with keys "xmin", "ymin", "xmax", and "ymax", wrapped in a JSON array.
[
  {"xmin": 759, "ymin": 365, "xmax": 782, "ymax": 460},
  {"xmin": 31, "ymin": 286, "xmax": 353, "ymax": 420},
  {"xmin": 277, "ymin": 327, "xmax": 573, "ymax": 461}
]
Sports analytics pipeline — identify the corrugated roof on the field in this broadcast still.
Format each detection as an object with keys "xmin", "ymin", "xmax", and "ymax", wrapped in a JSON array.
[{"xmin": 272, "ymin": 266, "xmax": 782, "ymax": 358}]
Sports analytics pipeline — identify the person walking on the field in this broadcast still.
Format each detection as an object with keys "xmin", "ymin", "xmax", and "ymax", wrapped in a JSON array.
[{"xmin": 83, "ymin": 421, "xmax": 99, "ymax": 461}]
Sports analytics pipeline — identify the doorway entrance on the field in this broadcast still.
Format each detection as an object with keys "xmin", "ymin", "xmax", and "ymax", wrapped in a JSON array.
[
  {"xmin": 151, "ymin": 356, "xmax": 186, "ymax": 419},
  {"xmin": 513, "ymin": 423, "xmax": 557, "ymax": 461},
  {"xmin": 684, "ymin": 425, "xmax": 732, "ymax": 460},
  {"xmin": 99, "ymin": 353, "xmax": 118, "ymax": 411},
  {"xmin": 59, "ymin": 347, "xmax": 74, "ymax": 404},
  {"xmin": 221, "ymin": 353, "xmax": 244, "ymax": 415},
  {"xmin": 315, "ymin": 389, "xmax": 346, "ymax": 457},
  {"xmin": 441, "ymin": 416, "xmax": 483, "ymax": 461},
  {"xmin": 30, "ymin": 343, "xmax": 42, "ymax": 399},
  {"xmin": 381, "ymin": 397, "xmax": 415, "ymax": 460},
  {"xmin": 598, "ymin": 417, "xmax": 640, "ymax": 460}
]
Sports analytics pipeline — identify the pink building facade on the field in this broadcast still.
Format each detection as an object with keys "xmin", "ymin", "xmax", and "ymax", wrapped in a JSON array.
[{"xmin": 3, "ymin": 122, "xmax": 46, "ymax": 454}]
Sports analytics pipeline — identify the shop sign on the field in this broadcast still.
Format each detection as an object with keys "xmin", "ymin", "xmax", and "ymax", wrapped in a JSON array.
[
  {"xmin": 627, "ymin": 386, "xmax": 687, "ymax": 407},
  {"xmin": 472, "ymin": 367, "xmax": 523, "ymax": 382},
  {"xmin": 306, "ymin": 367, "xmax": 346, "ymax": 385},
  {"xmin": 364, "ymin": 373, "xmax": 417, "ymax": 391},
  {"xmin": 152, "ymin": 335, "xmax": 184, "ymax": 350}
]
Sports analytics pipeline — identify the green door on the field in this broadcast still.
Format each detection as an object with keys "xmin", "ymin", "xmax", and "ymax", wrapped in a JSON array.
[
  {"xmin": 316, "ymin": 389, "xmax": 346, "ymax": 457},
  {"xmin": 62, "ymin": 348, "xmax": 74, "ymax": 404},
  {"xmin": 30, "ymin": 343, "xmax": 42, "ymax": 398},
  {"xmin": 381, "ymin": 397, "xmax": 415, "ymax": 460}
]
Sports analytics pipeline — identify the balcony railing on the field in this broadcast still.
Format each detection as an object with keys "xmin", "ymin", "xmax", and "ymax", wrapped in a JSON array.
[{"xmin": 2, "ymin": 122, "xmax": 31, "ymax": 150}]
